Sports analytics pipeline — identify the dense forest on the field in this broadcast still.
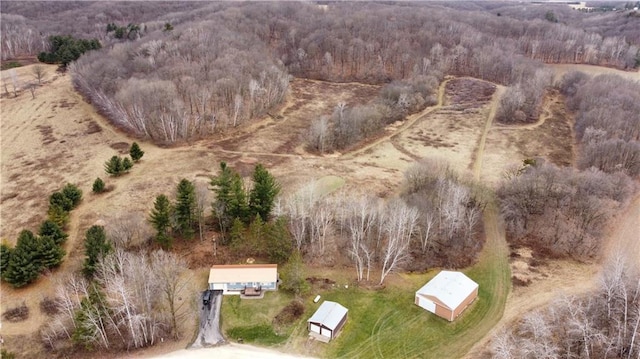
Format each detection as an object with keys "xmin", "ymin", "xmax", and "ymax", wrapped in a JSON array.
[{"xmin": 2, "ymin": 1, "xmax": 639, "ymax": 143}]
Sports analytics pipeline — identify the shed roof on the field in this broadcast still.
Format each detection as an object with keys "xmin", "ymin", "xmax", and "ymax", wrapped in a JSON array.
[
  {"xmin": 416, "ymin": 271, "xmax": 478, "ymax": 310},
  {"xmin": 208, "ymin": 264, "xmax": 277, "ymax": 284},
  {"xmin": 308, "ymin": 301, "xmax": 348, "ymax": 330}
]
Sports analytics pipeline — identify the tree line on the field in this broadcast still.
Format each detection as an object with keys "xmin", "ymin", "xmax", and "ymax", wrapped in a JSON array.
[
  {"xmin": 559, "ymin": 72, "xmax": 640, "ymax": 177},
  {"xmin": 274, "ymin": 159, "xmax": 486, "ymax": 284},
  {"xmin": 1, "ymin": 184, "xmax": 81, "ymax": 287},
  {"xmin": 1, "ymin": 2, "xmax": 632, "ymax": 143}
]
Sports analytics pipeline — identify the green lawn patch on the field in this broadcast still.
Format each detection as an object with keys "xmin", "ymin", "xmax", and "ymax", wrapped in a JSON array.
[
  {"xmin": 313, "ymin": 175, "xmax": 345, "ymax": 197},
  {"xmin": 227, "ymin": 324, "xmax": 288, "ymax": 345},
  {"xmin": 220, "ymin": 291, "xmax": 300, "ymax": 345},
  {"xmin": 0, "ymin": 61, "xmax": 22, "ymax": 70}
]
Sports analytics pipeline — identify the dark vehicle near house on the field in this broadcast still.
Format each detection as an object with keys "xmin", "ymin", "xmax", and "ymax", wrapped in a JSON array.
[{"xmin": 202, "ymin": 290, "xmax": 212, "ymax": 308}]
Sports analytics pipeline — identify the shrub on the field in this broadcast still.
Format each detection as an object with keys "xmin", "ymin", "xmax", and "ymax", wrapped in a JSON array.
[
  {"xmin": 92, "ymin": 177, "xmax": 105, "ymax": 193},
  {"xmin": 2, "ymin": 302, "xmax": 29, "ymax": 322}
]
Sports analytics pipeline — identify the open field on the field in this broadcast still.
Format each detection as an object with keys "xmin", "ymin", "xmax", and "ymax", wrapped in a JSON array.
[{"xmin": 0, "ymin": 61, "xmax": 635, "ymax": 358}]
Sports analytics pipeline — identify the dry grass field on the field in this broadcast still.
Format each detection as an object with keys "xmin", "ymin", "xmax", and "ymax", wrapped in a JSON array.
[{"xmin": 1, "ymin": 63, "xmax": 638, "ymax": 358}]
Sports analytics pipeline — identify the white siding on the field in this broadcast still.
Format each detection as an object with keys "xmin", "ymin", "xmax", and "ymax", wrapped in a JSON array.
[
  {"xmin": 417, "ymin": 295, "xmax": 436, "ymax": 313},
  {"xmin": 310, "ymin": 323, "xmax": 321, "ymax": 334},
  {"xmin": 320, "ymin": 327, "xmax": 332, "ymax": 338}
]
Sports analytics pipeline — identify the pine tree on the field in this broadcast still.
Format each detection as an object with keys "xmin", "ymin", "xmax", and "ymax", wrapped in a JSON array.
[
  {"xmin": 122, "ymin": 157, "xmax": 133, "ymax": 172},
  {"xmin": 150, "ymin": 194, "xmax": 172, "ymax": 248},
  {"xmin": 61, "ymin": 183, "xmax": 83, "ymax": 209},
  {"xmin": 37, "ymin": 235, "xmax": 65, "ymax": 269},
  {"xmin": 247, "ymin": 215, "xmax": 265, "ymax": 256},
  {"xmin": 129, "ymin": 142, "xmax": 144, "ymax": 162},
  {"xmin": 229, "ymin": 218, "xmax": 245, "ymax": 249},
  {"xmin": 174, "ymin": 179, "xmax": 196, "ymax": 238},
  {"xmin": 50, "ymin": 191, "xmax": 73, "ymax": 212},
  {"xmin": 1, "ymin": 243, "xmax": 13, "ymax": 275},
  {"xmin": 265, "ymin": 217, "xmax": 293, "ymax": 264},
  {"xmin": 92, "ymin": 177, "xmax": 105, "ymax": 193},
  {"xmin": 104, "ymin": 155, "xmax": 123, "ymax": 176},
  {"xmin": 47, "ymin": 204, "xmax": 70, "ymax": 228},
  {"xmin": 3, "ymin": 230, "xmax": 41, "ymax": 287},
  {"xmin": 82, "ymin": 226, "xmax": 112, "ymax": 278},
  {"xmin": 249, "ymin": 164, "xmax": 281, "ymax": 222},
  {"xmin": 211, "ymin": 162, "xmax": 234, "ymax": 222},
  {"xmin": 228, "ymin": 172, "xmax": 249, "ymax": 222},
  {"xmin": 39, "ymin": 220, "xmax": 68, "ymax": 245}
]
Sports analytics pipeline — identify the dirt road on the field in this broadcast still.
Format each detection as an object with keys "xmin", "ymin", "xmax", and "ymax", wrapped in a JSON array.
[
  {"xmin": 473, "ymin": 85, "xmax": 505, "ymax": 180},
  {"xmin": 155, "ymin": 343, "xmax": 316, "ymax": 359}
]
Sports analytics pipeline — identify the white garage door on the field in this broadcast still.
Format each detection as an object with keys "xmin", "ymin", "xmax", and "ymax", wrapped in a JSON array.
[
  {"xmin": 310, "ymin": 323, "xmax": 321, "ymax": 334},
  {"xmin": 320, "ymin": 327, "xmax": 332, "ymax": 338},
  {"xmin": 418, "ymin": 296, "xmax": 436, "ymax": 313}
]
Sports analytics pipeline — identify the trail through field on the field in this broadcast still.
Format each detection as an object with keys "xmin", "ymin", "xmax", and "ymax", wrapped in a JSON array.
[{"xmin": 472, "ymin": 85, "xmax": 505, "ymax": 180}]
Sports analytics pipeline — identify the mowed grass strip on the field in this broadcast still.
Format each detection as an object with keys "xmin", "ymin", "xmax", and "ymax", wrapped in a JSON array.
[{"xmin": 327, "ymin": 203, "xmax": 510, "ymax": 359}]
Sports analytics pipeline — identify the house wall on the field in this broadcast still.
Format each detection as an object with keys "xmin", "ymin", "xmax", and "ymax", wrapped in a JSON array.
[
  {"xmin": 451, "ymin": 286, "xmax": 479, "ymax": 320},
  {"xmin": 210, "ymin": 281, "xmax": 278, "ymax": 294},
  {"xmin": 434, "ymin": 303, "xmax": 453, "ymax": 321},
  {"xmin": 332, "ymin": 313, "xmax": 348, "ymax": 339}
]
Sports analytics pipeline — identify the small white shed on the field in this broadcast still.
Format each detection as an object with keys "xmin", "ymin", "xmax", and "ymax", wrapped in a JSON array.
[{"xmin": 307, "ymin": 301, "xmax": 348, "ymax": 342}]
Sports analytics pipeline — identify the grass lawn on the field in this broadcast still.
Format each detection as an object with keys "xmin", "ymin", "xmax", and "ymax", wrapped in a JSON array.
[
  {"xmin": 219, "ymin": 204, "xmax": 510, "ymax": 358},
  {"xmin": 220, "ymin": 291, "xmax": 298, "ymax": 345}
]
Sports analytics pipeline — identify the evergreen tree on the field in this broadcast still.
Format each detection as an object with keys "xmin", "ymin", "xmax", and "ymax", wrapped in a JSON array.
[
  {"xmin": 265, "ymin": 217, "xmax": 293, "ymax": 264},
  {"xmin": 39, "ymin": 220, "xmax": 68, "ymax": 245},
  {"xmin": 50, "ymin": 191, "xmax": 73, "ymax": 212},
  {"xmin": 37, "ymin": 235, "xmax": 65, "ymax": 269},
  {"xmin": 92, "ymin": 177, "xmax": 105, "ymax": 193},
  {"xmin": 247, "ymin": 215, "xmax": 265, "ymax": 256},
  {"xmin": 3, "ymin": 230, "xmax": 41, "ymax": 287},
  {"xmin": 129, "ymin": 142, "xmax": 144, "ymax": 162},
  {"xmin": 229, "ymin": 218, "xmax": 245, "ymax": 249},
  {"xmin": 47, "ymin": 204, "xmax": 70, "ymax": 228},
  {"xmin": 82, "ymin": 226, "xmax": 112, "ymax": 278},
  {"xmin": 122, "ymin": 157, "xmax": 133, "ymax": 172},
  {"xmin": 104, "ymin": 156, "xmax": 123, "ymax": 176},
  {"xmin": 228, "ymin": 173, "xmax": 249, "ymax": 223},
  {"xmin": 150, "ymin": 194, "xmax": 172, "ymax": 248},
  {"xmin": 249, "ymin": 164, "xmax": 281, "ymax": 222},
  {"xmin": 174, "ymin": 179, "xmax": 196, "ymax": 238},
  {"xmin": 61, "ymin": 183, "xmax": 83, "ymax": 209},
  {"xmin": 211, "ymin": 162, "xmax": 235, "ymax": 234},
  {"xmin": 1, "ymin": 243, "xmax": 12, "ymax": 275}
]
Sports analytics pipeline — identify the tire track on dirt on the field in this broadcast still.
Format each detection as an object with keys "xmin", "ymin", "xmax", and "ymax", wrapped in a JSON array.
[{"xmin": 472, "ymin": 85, "xmax": 505, "ymax": 181}]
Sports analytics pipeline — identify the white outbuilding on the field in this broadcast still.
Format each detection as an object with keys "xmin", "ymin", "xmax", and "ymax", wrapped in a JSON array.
[
  {"xmin": 415, "ymin": 270, "xmax": 478, "ymax": 321},
  {"xmin": 307, "ymin": 301, "xmax": 348, "ymax": 342}
]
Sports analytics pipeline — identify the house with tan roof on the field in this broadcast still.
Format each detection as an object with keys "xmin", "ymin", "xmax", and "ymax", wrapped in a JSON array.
[{"xmin": 208, "ymin": 264, "xmax": 278, "ymax": 296}]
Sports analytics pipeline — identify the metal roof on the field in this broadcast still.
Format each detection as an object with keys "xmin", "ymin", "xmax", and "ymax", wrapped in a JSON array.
[
  {"xmin": 415, "ymin": 271, "xmax": 478, "ymax": 310},
  {"xmin": 208, "ymin": 264, "xmax": 277, "ymax": 284},
  {"xmin": 308, "ymin": 301, "xmax": 348, "ymax": 330}
]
